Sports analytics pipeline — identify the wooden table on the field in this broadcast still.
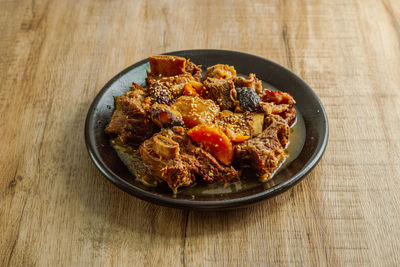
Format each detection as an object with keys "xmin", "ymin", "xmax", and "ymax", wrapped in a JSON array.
[{"xmin": 2, "ymin": 0, "xmax": 400, "ymax": 266}]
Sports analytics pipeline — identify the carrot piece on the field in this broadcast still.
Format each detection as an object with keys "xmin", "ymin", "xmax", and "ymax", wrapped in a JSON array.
[
  {"xmin": 183, "ymin": 81, "xmax": 204, "ymax": 96},
  {"xmin": 187, "ymin": 124, "xmax": 233, "ymax": 165},
  {"xmin": 224, "ymin": 127, "xmax": 251, "ymax": 143},
  {"xmin": 183, "ymin": 83, "xmax": 198, "ymax": 96}
]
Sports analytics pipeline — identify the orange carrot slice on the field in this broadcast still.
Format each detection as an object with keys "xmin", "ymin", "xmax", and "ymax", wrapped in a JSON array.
[{"xmin": 187, "ymin": 124, "xmax": 233, "ymax": 165}]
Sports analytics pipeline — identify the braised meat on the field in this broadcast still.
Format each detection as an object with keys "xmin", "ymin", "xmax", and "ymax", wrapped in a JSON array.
[
  {"xmin": 235, "ymin": 115, "xmax": 290, "ymax": 181},
  {"xmin": 117, "ymin": 89, "xmax": 148, "ymax": 116},
  {"xmin": 139, "ymin": 134, "xmax": 197, "ymax": 192},
  {"xmin": 280, "ymin": 105, "xmax": 297, "ymax": 126},
  {"xmin": 194, "ymin": 148, "xmax": 239, "ymax": 184},
  {"xmin": 233, "ymin": 73, "xmax": 263, "ymax": 94},
  {"xmin": 106, "ymin": 88, "xmax": 157, "ymax": 143},
  {"xmin": 139, "ymin": 129, "xmax": 238, "ymax": 191},
  {"xmin": 152, "ymin": 134, "xmax": 180, "ymax": 159},
  {"xmin": 203, "ymin": 77, "xmax": 236, "ymax": 110},
  {"xmin": 185, "ymin": 59, "xmax": 202, "ymax": 81},
  {"xmin": 149, "ymin": 55, "xmax": 187, "ymax": 76},
  {"xmin": 106, "ymin": 55, "xmax": 297, "ymax": 192},
  {"xmin": 105, "ymin": 110, "xmax": 131, "ymax": 140},
  {"xmin": 106, "ymin": 110, "xmax": 157, "ymax": 143},
  {"xmin": 146, "ymin": 73, "xmax": 198, "ymax": 105}
]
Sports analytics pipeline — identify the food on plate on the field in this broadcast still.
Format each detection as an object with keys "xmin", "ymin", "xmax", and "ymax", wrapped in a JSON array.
[{"xmin": 106, "ymin": 55, "xmax": 297, "ymax": 192}]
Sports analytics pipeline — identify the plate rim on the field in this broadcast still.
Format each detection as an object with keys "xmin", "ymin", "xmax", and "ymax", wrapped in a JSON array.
[{"xmin": 84, "ymin": 49, "xmax": 329, "ymax": 210}]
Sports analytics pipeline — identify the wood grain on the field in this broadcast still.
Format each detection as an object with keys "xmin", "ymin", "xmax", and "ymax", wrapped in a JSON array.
[{"xmin": 1, "ymin": 0, "xmax": 400, "ymax": 266}]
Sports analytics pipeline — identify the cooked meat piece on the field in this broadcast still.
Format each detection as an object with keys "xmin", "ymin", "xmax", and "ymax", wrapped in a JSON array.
[
  {"xmin": 205, "ymin": 64, "xmax": 236, "ymax": 80},
  {"xmin": 168, "ymin": 128, "xmax": 239, "ymax": 184},
  {"xmin": 161, "ymin": 155, "xmax": 198, "ymax": 192},
  {"xmin": 105, "ymin": 110, "xmax": 129, "ymax": 136},
  {"xmin": 152, "ymin": 134, "xmax": 180, "ymax": 159},
  {"xmin": 159, "ymin": 128, "xmax": 200, "ymax": 156},
  {"xmin": 128, "ymin": 118, "xmax": 157, "ymax": 143},
  {"xmin": 148, "ymin": 55, "xmax": 202, "ymax": 81},
  {"xmin": 106, "ymin": 89, "xmax": 157, "ymax": 143},
  {"xmin": 149, "ymin": 55, "xmax": 186, "ymax": 76},
  {"xmin": 234, "ymin": 114, "xmax": 290, "ymax": 181},
  {"xmin": 139, "ymin": 134, "xmax": 197, "ymax": 192},
  {"xmin": 185, "ymin": 59, "xmax": 202, "ymax": 81},
  {"xmin": 233, "ymin": 74, "xmax": 263, "ymax": 94},
  {"xmin": 261, "ymin": 89, "xmax": 295, "ymax": 105},
  {"xmin": 140, "ymin": 135, "xmax": 168, "ymax": 178},
  {"xmin": 203, "ymin": 77, "xmax": 236, "ymax": 110},
  {"xmin": 235, "ymin": 87, "xmax": 261, "ymax": 112},
  {"xmin": 279, "ymin": 105, "xmax": 297, "ymax": 126},
  {"xmin": 260, "ymin": 102, "xmax": 290, "ymax": 114},
  {"xmin": 151, "ymin": 103, "xmax": 183, "ymax": 127},
  {"xmin": 106, "ymin": 110, "xmax": 157, "ymax": 143},
  {"xmin": 118, "ymin": 89, "xmax": 149, "ymax": 116},
  {"xmin": 215, "ymin": 110, "xmax": 264, "ymax": 138},
  {"xmin": 263, "ymin": 115, "xmax": 290, "ymax": 147},
  {"xmin": 194, "ymin": 148, "xmax": 239, "ymax": 184},
  {"xmin": 259, "ymin": 102, "xmax": 297, "ymax": 126},
  {"xmin": 139, "ymin": 128, "xmax": 239, "ymax": 190},
  {"xmin": 173, "ymin": 96, "xmax": 220, "ymax": 128}
]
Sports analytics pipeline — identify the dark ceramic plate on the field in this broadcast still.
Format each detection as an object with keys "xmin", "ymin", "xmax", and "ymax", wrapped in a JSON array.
[{"xmin": 85, "ymin": 49, "xmax": 328, "ymax": 210}]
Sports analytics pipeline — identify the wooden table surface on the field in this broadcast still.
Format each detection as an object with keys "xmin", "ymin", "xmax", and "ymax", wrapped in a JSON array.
[{"xmin": 2, "ymin": 0, "xmax": 400, "ymax": 266}]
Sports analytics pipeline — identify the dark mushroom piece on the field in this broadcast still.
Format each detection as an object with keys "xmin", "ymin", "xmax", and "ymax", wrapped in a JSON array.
[{"xmin": 235, "ymin": 87, "xmax": 261, "ymax": 112}]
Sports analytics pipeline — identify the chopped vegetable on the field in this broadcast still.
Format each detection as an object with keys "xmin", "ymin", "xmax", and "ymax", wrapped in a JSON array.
[
  {"xmin": 183, "ymin": 81, "xmax": 204, "ymax": 96},
  {"xmin": 236, "ymin": 87, "xmax": 261, "ymax": 112},
  {"xmin": 187, "ymin": 124, "xmax": 233, "ymax": 165},
  {"xmin": 173, "ymin": 96, "xmax": 220, "ymax": 128},
  {"xmin": 205, "ymin": 64, "xmax": 237, "ymax": 79},
  {"xmin": 224, "ymin": 127, "xmax": 250, "ymax": 143},
  {"xmin": 251, "ymin": 113, "xmax": 264, "ymax": 136},
  {"xmin": 216, "ymin": 110, "xmax": 264, "ymax": 138},
  {"xmin": 151, "ymin": 103, "xmax": 183, "ymax": 128}
]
